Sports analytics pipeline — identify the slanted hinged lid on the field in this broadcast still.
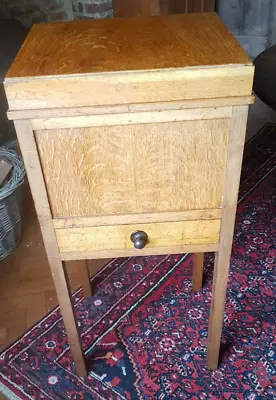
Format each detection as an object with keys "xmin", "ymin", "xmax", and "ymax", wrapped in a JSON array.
[{"xmin": 5, "ymin": 13, "xmax": 254, "ymax": 111}]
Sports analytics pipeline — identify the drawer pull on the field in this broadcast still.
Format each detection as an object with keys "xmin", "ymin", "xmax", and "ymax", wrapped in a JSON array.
[{"xmin": 130, "ymin": 231, "xmax": 148, "ymax": 249}]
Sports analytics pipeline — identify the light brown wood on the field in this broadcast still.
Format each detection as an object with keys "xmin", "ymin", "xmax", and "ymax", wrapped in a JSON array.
[
  {"xmin": 7, "ymin": 96, "xmax": 254, "ymax": 120},
  {"xmin": 129, "ymin": 96, "xmax": 255, "ymax": 111},
  {"xmin": 55, "ymin": 219, "xmax": 221, "ymax": 254},
  {"xmin": 207, "ymin": 106, "xmax": 249, "ymax": 370},
  {"xmin": 6, "ymin": 14, "xmax": 251, "ymax": 79},
  {"xmin": 13, "ymin": 120, "xmax": 87, "ymax": 377},
  {"xmin": 5, "ymin": 66, "xmax": 254, "ymax": 111},
  {"xmin": 53, "ymin": 209, "xmax": 222, "ymax": 229},
  {"xmin": 30, "ymin": 107, "xmax": 232, "ymax": 130},
  {"xmin": 35, "ymin": 118, "xmax": 230, "ymax": 218},
  {"xmin": 61, "ymin": 243, "xmax": 219, "ymax": 261},
  {"xmin": 75, "ymin": 260, "xmax": 92, "ymax": 298},
  {"xmin": 5, "ymin": 13, "xmax": 254, "ymax": 375},
  {"xmin": 192, "ymin": 253, "xmax": 204, "ymax": 292}
]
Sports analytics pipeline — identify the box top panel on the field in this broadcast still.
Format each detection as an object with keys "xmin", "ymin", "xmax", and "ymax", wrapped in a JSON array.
[{"xmin": 6, "ymin": 13, "xmax": 251, "ymax": 80}]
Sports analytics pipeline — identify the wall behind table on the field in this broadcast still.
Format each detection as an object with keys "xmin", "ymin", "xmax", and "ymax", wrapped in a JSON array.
[
  {"xmin": 2, "ymin": 1, "xmax": 276, "ymax": 58},
  {"xmin": 0, "ymin": 0, "xmax": 73, "ymax": 23},
  {"xmin": 113, "ymin": 0, "xmax": 215, "ymax": 17},
  {"xmin": 217, "ymin": 0, "xmax": 276, "ymax": 59},
  {"xmin": 0, "ymin": 1, "xmax": 216, "ymax": 25},
  {"xmin": 0, "ymin": 1, "xmax": 112, "ymax": 24}
]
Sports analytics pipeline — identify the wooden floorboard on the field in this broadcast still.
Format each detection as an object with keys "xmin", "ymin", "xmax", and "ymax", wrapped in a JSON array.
[{"xmin": 0, "ymin": 182, "xmax": 107, "ymax": 352}]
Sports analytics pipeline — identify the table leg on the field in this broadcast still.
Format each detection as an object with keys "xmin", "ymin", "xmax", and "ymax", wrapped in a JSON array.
[
  {"xmin": 207, "ymin": 106, "xmax": 249, "ymax": 369},
  {"xmin": 76, "ymin": 260, "xmax": 92, "ymax": 298},
  {"xmin": 192, "ymin": 253, "xmax": 204, "ymax": 292},
  {"xmin": 207, "ymin": 244, "xmax": 232, "ymax": 369},
  {"xmin": 57, "ymin": 261, "xmax": 87, "ymax": 376},
  {"xmin": 14, "ymin": 121, "xmax": 87, "ymax": 377}
]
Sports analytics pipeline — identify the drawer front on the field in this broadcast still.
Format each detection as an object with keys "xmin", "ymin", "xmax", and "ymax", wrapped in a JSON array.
[
  {"xmin": 55, "ymin": 219, "xmax": 221, "ymax": 255},
  {"xmin": 35, "ymin": 117, "xmax": 230, "ymax": 218}
]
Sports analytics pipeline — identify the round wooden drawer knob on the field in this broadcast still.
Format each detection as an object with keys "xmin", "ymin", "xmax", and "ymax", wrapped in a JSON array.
[{"xmin": 130, "ymin": 230, "xmax": 148, "ymax": 249}]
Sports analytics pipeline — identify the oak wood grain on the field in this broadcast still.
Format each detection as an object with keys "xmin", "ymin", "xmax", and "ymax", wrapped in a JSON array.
[
  {"xmin": 55, "ymin": 219, "xmax": 221, "ymax": 254},
  {"xmin": 30, "ymin": 107, "xmax": 232, "ymax": 130},
  {"xmin": 61, "ymin": 243, "xmax": 219, "ymax": 261},
  {"xmin": 6, "ymin": 96, "xmax": 255, "ymax": 120},
  {"xmin": 53, "ymin": 209, "xmax": 222, "ymax": 229},
  {"xmin": 6, "ymin": 13, "xmax": 251, "ymax": 79},
  {"xmin": 14, "ymin": 120, "xmax": 87, "ymax": 377},
  {"xmin": 35, "ymin": 118, "xmax": 230, "ymax": 218},
  {"xmin": 5, "ymin": 66, "xmax": 254, "ymax": 111},
  {"xmin": 207, "ymin": 106, "xmax": 249, "ymax": 370},
  {"xmin": 5, "ymin": 12, "xmax": 253, "ymax": 375}
]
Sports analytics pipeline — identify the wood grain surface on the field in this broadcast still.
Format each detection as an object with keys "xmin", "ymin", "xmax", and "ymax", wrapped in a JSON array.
[
  {"xmin": 35, "ymin": 118, "xmax": 229, "ymax": 218},
  {"xmin": 6, "ymin": 96, "xmax": 255, "ymax": 120},
  {"xmin": 207, "ymin": 106, "xmax": 249, "ymax": 369},
  {"xmin": 60, "ymin": 243, "xmax": 219, "ymax": 261},
  {"xmin": 14, "ymin": 120, "xmax": 87, "ymax": 377},
  {"xmin": 30, "ymin": 107, "xmax": 232, "ymax": 130},
  {"xmin": 53, "ymin": 209, "xmax": 222, "ymax": 229},
  {"xmin": 55, "ymin": 219, "xmax": 221, "ymax": 253},
  {"xmin": 5, "ymin": 66, "xmax": 254, "ymax": 111},
  {"xmin": 6, "ymin": 13, "xmax": 251, "ymax": 80},
  {"xmin": 5, "ymin": 8, "xmax": 253, "ymax": 376}
]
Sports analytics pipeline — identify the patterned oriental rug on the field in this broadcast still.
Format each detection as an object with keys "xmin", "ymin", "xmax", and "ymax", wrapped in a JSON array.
[{"xmin": 0, "ymin": 124, "xmax": 275, "ymax": 399}]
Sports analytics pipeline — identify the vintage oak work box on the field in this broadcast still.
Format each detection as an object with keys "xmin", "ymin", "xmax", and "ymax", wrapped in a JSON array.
[{"xmin": 4, "ymin": 13, "xmax": 254, "ymax": 376}]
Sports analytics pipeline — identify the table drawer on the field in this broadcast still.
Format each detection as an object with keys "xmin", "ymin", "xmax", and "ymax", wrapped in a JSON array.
[{"xmin": 55, "ymin": 219, "xmax": 220, "ymax": 257}]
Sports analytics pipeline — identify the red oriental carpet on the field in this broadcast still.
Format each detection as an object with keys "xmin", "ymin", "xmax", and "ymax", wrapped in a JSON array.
[{"xmin": 0, "ymin": 124, "xmax": 275, "ymax": 399}]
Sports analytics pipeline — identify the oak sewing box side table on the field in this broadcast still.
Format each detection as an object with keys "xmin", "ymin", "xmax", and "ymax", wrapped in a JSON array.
[{"xmin": 4, "ymin": 13, "xmax": 254, "ymax": 377}]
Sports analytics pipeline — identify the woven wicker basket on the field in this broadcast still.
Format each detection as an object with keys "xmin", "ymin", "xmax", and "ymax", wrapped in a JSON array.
[{"xmin": 0, "ymin": 147, "xmax": 25, "ymax": 260}]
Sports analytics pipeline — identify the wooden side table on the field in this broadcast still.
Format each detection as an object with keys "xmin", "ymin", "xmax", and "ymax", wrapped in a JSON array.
[{"xmin": 4, "ymin": 13, "xmax": 254, "ymax": 377}]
